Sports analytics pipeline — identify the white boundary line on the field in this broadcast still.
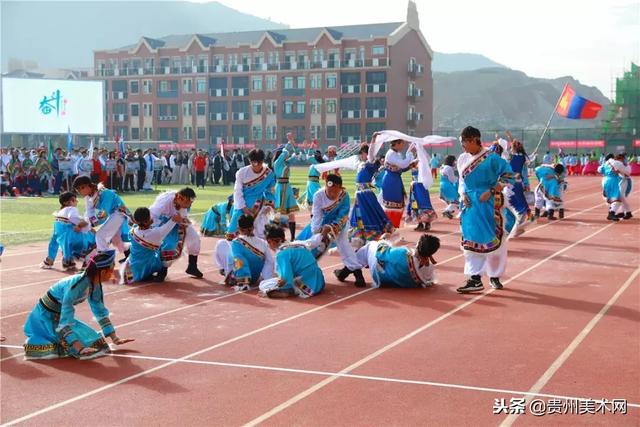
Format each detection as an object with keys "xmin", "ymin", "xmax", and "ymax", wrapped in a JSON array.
[
  {"xmin": 242, "ymin": 209, "xmax": 638, "ymax": 426},
  {"xmin": 1, "ymin": 204, "xmax": 625, "ymax": 426},
  {"xmin": 499, "ymin": 265, "xmax": 640, "ymax": 426},
  {"xmin": 1, "ymin": 345, "xmax": 637, "ymax": 409}
]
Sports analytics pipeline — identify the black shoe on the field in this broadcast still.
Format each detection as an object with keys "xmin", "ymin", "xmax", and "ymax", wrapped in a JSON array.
[
  {"xmin": 352, "ymin": 269, "xmax": 366, "ymax": 288},
  {"xmin": 607, "ymin": 212, "xmax": 620, "ymax": 222},
  {"xmin": 490, "ymin": 277, "xmax": 504, "ymax": 289},
  {"xmin": 547, "ymin": 209, "xmax": 557, "ymax": 220},
  {"xmin": 414, "ymin": 223, "xmax": 424, "ymax": 231},
  {"xmin": 534, "ymin": 208, "xmax": 540, "ymax": 218},
  {"xmin": 456, "ymin": 278, "xmax": 484, "ymax": 294},
  {"xmin": 540, "ymin": 210, "xmax": 548, "ymax": 218},
  {"xmin": 289, "ymin": 221, "xmax": 297, "ymax": 241},
  {"xmin": 559, "ymin": 209, "xmax": 565, "ymax": 219},
  {"xmin": 424, "ymin": 222, "xmax": 431, "ymax": 231},
  {"xmin": 443, "ymin": 211, "xmax": 454, "ymax": 220},
  {"xmin": 624, "ymin": 212, "xmax": 633, "ymax": 220},
  {"xmin": 333, "ymin": 267, "xmax": 351, "ymax": 282},
  {"xmin": 616, "ymin": 212, "xmax": 625, "ymax": 219},
  {"xmin": 153, "ymin": 267, "xmax": 168, "ymax": 282},
  {"xmin": 118, "ymin": 249, "xmax": 130, "ymax": 264},
  {"xmin": 185, "ymin": 255, "xmax": 203, "ymax": 278}
]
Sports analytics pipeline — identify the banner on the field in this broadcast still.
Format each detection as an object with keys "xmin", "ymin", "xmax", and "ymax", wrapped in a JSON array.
[
  {"xmin": 549, "ymin": 140, "xmax": 605, "ymax": 148},
  {"xmin": 158, "ymin": 143, "xmax": 196, "ymax": 150}
]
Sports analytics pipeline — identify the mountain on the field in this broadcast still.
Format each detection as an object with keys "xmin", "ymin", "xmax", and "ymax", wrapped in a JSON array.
[
  {"xmin": 0, "ymin": 1, "xmax": 288, "ymax": 71},
  {"xmin": 433, "ymin": 67, "xmax": 609, "ymax": 130},
  {"xmin": 432, "ymin": 52, "xmax": 507, "ymax": 73}
]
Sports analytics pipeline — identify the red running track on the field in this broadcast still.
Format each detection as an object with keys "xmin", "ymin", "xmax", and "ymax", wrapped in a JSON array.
[{"xmin": 0, "ymin": 176, "xmax": 638, "ymax": 426}]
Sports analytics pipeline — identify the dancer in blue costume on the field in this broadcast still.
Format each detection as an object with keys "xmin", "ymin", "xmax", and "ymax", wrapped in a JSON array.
[
  {"xmin": 73, "ymin": 176, "xmax": 129, "ymax": 255},
  {"xmin": 381, "ymin": 139, "xmax": 417, "ymax": 228},
  {"xmin": 534, "ymin": 163, "xmax": 566, "ymax": 221},
  {"xmin": 299, "ymin": 148, "xmax": 324, "ymax": 208},
  {"xmin": 297, "ymin": 174, "xmax": 365, "ymax": 287},
  {"xmin": 227, "ymin": 149, "xmax": 275, "ymax": 238},
  {"xmin": 121, "ymin": 208, "xmax": 184, "ymax": 284},
  {"xmin": 356, "ymin": 234, "xmax": 440, "ymax": 288},
  {"xmin": 439, "ymin": 155, "xmax": 459, "ymax": 219},
  {"xmin": 24, "ymin": 251, "xmax": 134, "ymax": 360},
  {"xmin": 455, "ymin": 126, "xmax": 514, "ymax": 294},
  {"xmin": 500, "ymin": 139, "xmax": 535, "ymax": 236},
  {"xmin": 406, "ymin": 157, "xmax": 437, "ymax": 231},
  {"xmin": 40, "ymin": 192, "xmax": 96, "ymax": 270},
  {"xmin": 149, "ymin": 187, "xmax": 203, "ymax": 278},
  {"xmin": 273, "ymin": 133, "xmax": 300, "ymax": 240},
  {"xmin": 258, "ymin": 226, "xmax": 325, "ymax": 298},
  {"xmin": 222, "ymin": 214, "xmax": 274, "ymax": 291},
  {"xmin": 598, "ymin": 153, "xmax": 633, "ymax": 221},
  {"xmin": 200, "ymin": 196, "xmax": 233, "ymax": 237}
]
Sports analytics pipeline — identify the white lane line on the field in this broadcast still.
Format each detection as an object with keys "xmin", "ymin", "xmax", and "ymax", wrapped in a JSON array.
[
  {"xmin": 499, "ymin": 265, "xmax": 640, "ymax": 427},
  {"xmin": 243, "ymin": 209, "xmax": 634, "ymax": 426}
]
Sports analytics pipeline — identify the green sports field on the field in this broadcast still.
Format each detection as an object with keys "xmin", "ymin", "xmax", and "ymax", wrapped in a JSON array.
[{"xmin": 0, "ymin": 167, "xmax": 440, "ymax": 247}]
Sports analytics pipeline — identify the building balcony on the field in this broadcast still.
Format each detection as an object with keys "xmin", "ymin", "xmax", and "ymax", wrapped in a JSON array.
[
  {"xmin": 408, "ymin": 62, "xmax": 425, "ymax": 75},
  {"xmin": 341, "ymin": 84, "xmax": 361, "ymax": 94},
  {"xmin": 209, "ymin": 113, "xmax": 228, "ymax": 121},
  {"xmin": 232, "ymin": 88, "xmax": 249, "ymax": 97},
  {"xmin": 406, "ymin": 112, "xmax": 424, "ymax": 123},
  {"xmin": 282, "ymin": 112, "xmax": 305, "ymax": 120},
  {"xmin": 282, "ymin": 88, "xmax": 305, "ymax": 97},
  {"xmin": 111, "ymin": 91, "xmax": 127, "ymax": 100},
  {"xmin": 231, "ymin": 137, "xmax": 247, "ymax": 144},
  {"xmin": 232, "ymin": 112, "xmax": 249, "ymax": 121},
  {"xmin": 158, "ymin": 115, "xmax": 178, "ymax": 121},
  {"xmin": 209, "ymin": 88, "xmax": 228, "ymax": 97},
  {"xmin": 366, "ymin": 109, "xmax": 387, "ymax": 119},
  {"xmin": 366, "ymin": 83, "xmax": 387, "ymax": 93},
  {"xmin": 341, "ymin": 110, "xmax": 361, "ymax": 119},
  {"xmin": 112, "ymin": 114, "xmax": 129, "ymax": 122},
  {"xmin": 157, "ymin": 90, "xmax": 178, "ymax": 98},
  {"xmin": 408, "ymin": 87, "xmax": 424, "ymax": 99}
]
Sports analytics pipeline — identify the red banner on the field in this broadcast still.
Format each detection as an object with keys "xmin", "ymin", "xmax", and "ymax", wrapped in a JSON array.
[
  {"xmin": 549, "ymin": 140, "xmax": 605, "ymax": 148},
  {"xmin": 634, "ymin": 139, "xmax": 640, "ymax": 147},
  {"xmin": 218, "ymin": 144, "xmax": 256, "ymax": 149},
  {"xmin": 158, "ymin": 143, "xmax": 195, "ymax": 150}
]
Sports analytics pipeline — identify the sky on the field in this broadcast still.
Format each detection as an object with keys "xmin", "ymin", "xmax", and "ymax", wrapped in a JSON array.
[{"xmin": 196, "ymin": 0, "xmax": 640, "ymax": 97}]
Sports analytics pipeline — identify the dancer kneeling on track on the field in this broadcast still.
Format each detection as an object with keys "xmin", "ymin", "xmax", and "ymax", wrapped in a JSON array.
[
  {"xmin": 24, "ymin": 250, "xmax": 134, "ymax": 360},
  {"xmin": 41, "ymin": 191, "xmax": 96, "ymax": 270},
  {"xmin": 121, "ymin": 208, "xmax": 184, "ymax": 284},
  {"xmin": 149, "ymin": 187, "xmax": 203, "ymax": 278},
  {"xmin": 200, "ymin": 195, "xmax": 233, "ymax": 237},
  {"xmin": 258, "ymin": 225, "xmax": 326, "ymax": 298},
  {"xmin": 456, "ymin": 126, "xmax": 514, "ymax": 294},
  {"xmin": 73, "ymin": 176, "xmax": 130, "ymax": 256},
  {"xmin": 215, "ymin": 214, "xmax": 275, "ymax": 291},
  {"xmin": 298, "ymin": 174, "xmax": 366, "ymax": 287},
  {"xmin": 356, "ymin": 234, "xmax": 440, "ymax": 288},
  {"xmin": 534, "ymin": 163, "xmax": 567, "ymax": 221}
]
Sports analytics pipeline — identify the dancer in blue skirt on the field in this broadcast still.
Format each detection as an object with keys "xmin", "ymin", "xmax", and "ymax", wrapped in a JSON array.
[
  {"xmin": 439, "ymin": 155, "xmax": 459, "ymax": 219},
  {"xmin": 200, "ymin": 196, "xmax": 233, "ymax": 237}
]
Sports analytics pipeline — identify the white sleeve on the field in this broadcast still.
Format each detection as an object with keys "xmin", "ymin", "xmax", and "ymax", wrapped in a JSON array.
[
  {"xmin": 310, "ymin": 191, "xmax": 324, "ymax": 233},
  {"xmin": 144, "ymin": 220, "xmax": 176, "ymax": 245},
  {"xmin": 458, "ymin": 176, "xmax": 466, "ymax": 197},
  {"xmin": 233, "ymin": 169, "xmax": 246, "ymax": 209},
  {"xmin": 84, "ymin": 195, "xmax": 96, "ymax": 221},
  {"xmin": 67, "ymin": 207, "xmax": 83, "ymax": 225},
  {"xmin": 385, "ymin": 150, "xmax": 414, "ymax": 169},
  {"xmin": 261, "ymin": 247, "xmax": 275, "ymax": 279},
  {"xmin": 443, "ymin": 166, "xmax": 457, "ymax": 183}
]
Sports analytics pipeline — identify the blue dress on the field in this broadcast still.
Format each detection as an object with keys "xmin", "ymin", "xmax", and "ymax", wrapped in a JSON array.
[
  {"xmin": 300, "ymin": 150, "xmax": 322, "ymax": 206},
  {"xmin": 459, "ymin": 151, "xmax": 513, "ymax": 253},
  {"xmin": 597, "ymin": 163, "xmax": 626, "ymax": 203},
  {"xmin": 87, "ymin": 188, "xmax": 127, "ymax": 227},
  {"xmin": 535, "ymin": 166, "xmax": 564, "ymax": 205},
  {"xmin": 350, "ymin": 162, "xmax": 393, "ymax": 241},
  {"xmin": 230, "ymin": 236, "xmax": 268, "ymax": 287},
  {"xmin": 23, "ymin": 274, "xmax": 113, "ymax": 359},
  {"xmin": 371, "ymin": 242, "xmax": 429, "ymax": 288},
  {"xmin": 53, "ymin": 216, "xmax": 96, "ymax": 263},
  {"xmin": 228, "ymin": 167, "xmax": 276, "ymax": 235},
  {"xmin": 298, "ymin": 190, "xmax": 351, "ymax": 240},
  {"xmin": 273, "ymin": 143, "xmax": 299, "ymax": 215},
  {"xmin": 201, "ymin": 201, "xmax": 232, "ymax": 237},
  {"xmin": 504, "ymin": 153, "xmax": 535, "ymax": 234},
  {"xmin": 439, "ymin": 166, "xmax": 459, "ymax": 204},
  {"xmin": 274, "ymin": 243, "xmax": 325, "ymax": 297},
  {"xmin": 122, "ymin": 226, "xmax": 164, "ymax": 284},
  {"xmin": 406, "ymin": 169, "xmax": 437, "ymax": 223}
]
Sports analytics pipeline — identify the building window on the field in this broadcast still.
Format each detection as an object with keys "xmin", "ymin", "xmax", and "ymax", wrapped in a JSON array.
[
  {"xmin": 310, "ymin": 99, "xmax": 322, "ymax": 114},
  {"xmin": 143, "ymin": 103, "xmax": 153, "ymax": 117},
  {"xmin": 284, "ymin": 101, "xmax": 293, "ymax": 114},
  {"xmin": 252, "ymin": 76, "xmax": 262, "ymax": 92},
  {"xmin": 296, "ymin": 101, "xmax": 305, "ymax": 114},
  {"xmin": 326, "ymin": 125, "xmax": 337, "ymax": 140},
  {"xmin": 266, "ymin": 100, "xmax": 277, "ymax": 115},
  {"xmin": 197, "ymin": 127, "xmax": 206, "ymax": 140},
  {"xmin": 131, "ymin": 127, "xmax": 140, "ymax": 140},
  {"xmin": 310, "ymin": 125, "xmax": 321, "ymax": 139},
  {"xmin": 130, "ymin": 80, "xmax": 139, "ymax": 94},
  {"xmin": 326, "ymin": 99, "xmax": 337, "ymax": 114},
  {"xmin": 183, "ymin": 102, "xmax": 192, "ymax": 117},
  {"xmin": 183, "ymin": 79, "xmax": 192, "ymax": 93},
  {"xmin": 196, "ymin": 102, "xmax": 206, "ymax": 117},
  {"xmin": 252, "ymin": 125, "xmax": 262, "ymax": 140},
  {"xmin": 252, "ymin": 101, "xmax": 262, "ymax": 116},
  {"xmin": 266, "ymin": 125, "xmax": 277, "ymax": 141},
  {"xmin": 296, "ymin": 76, "xmax": 305, "ymax": 89},
  {"xmin": 183, "ymin": 126, "xmax": 193, "ymax": 140},
  {"xmin": 143, "ymin": 127, "xmax": 153, "ymax": 140},
  {"xmin": 142, "ymin": 80, "xmax": 152, "ymax": 94},
  {"xmin": 196, "ymin": 78, "xmax": 206, "ymax": 93},
  {"xmin": 283, "ymin": 76, "xmax": 294, "ymax": 90},
  {"xmin": 372, "ymin": 45, "xmax": 385, "ymax": 56},
  {"xmin": 130, "ymin": 104, "xmax": 139, "ymax": 117},
  {"xmin": 213, "ymin": 54, "xmax": 224, "ymax": 66},
  {"xmin": 310, "ymin": 74, "xmax": 322, "ymax": 90},
  {"xmin": 326, "ymin": 73, "xmax": 337, "ymax": 89},
  {"xmin": 266, "ymin": 75, "xmax": 277, "ymax": 91}
]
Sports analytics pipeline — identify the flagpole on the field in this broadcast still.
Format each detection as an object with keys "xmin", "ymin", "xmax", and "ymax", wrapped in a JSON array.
[{"xmin": 532, "ymin": 83, "xmax": 568, "ymax": 155}]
